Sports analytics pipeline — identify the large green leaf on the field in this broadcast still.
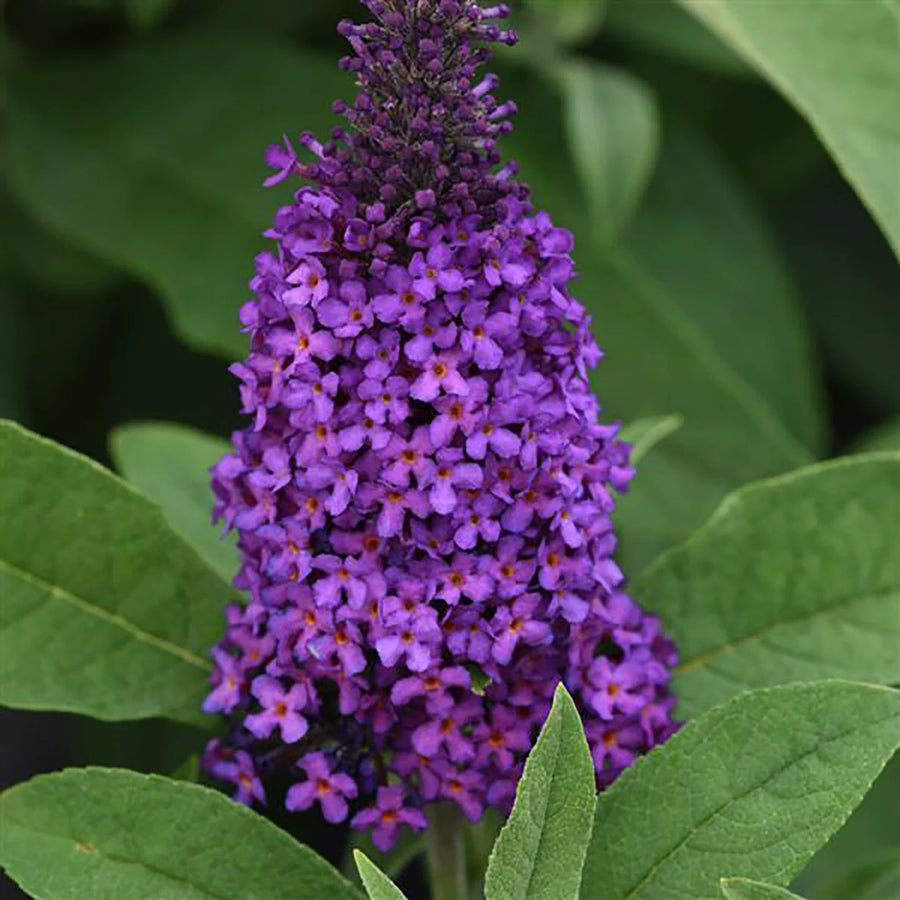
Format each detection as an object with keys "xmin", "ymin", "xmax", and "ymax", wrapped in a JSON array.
[
  {"xmin": 619, "ymin": 117, "xmax": 823, "ymax": 454},
  {"xmin": 720, "ymin": 879, "xmax": 805, "ymax": 900},
  {"xmin": 679, "ymin": 0, "xmax": 900, "ymax": 257},
  {"xmin": 4, "ymin": 33, "xmax": 349, "ymax": 358},
  {"xmin": 502, "ymin": 66, "xmax": 812, "ymax": 571},
  {"xmin": 0, "ymin": 420, "xmax": 232, "ymax": 727},
  {"xmin": 637, "ymin": 454, "xmax": 900, "ymax": 717},
  {"xmin": 109, "ymin": 422, "xmax": 236, "ymax": 582},
  {"xmin": 605, "ymin": 0, "xmax": 750, "ymax": 77},
  {"xmin": 558, "ymin": 62, "xmax": 659, "ymax": 242},
  {"xmin": 581, "ymin": 681, "xmax": 900, "ymax": 900},
  {"xmin": 0, "ymin": 767, "xmax": 363, "ymax": 900},
  {"xmin": 484, "ymin": 685, "xmax": 596, "ymax": 900},
  {"xmin": 354, "ymin": 852, "xmax": 408, "ymax": 900}
]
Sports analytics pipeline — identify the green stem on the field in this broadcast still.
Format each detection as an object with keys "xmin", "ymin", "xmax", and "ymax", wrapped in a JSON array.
[{"xmin": 425, "ymin": 802, "xmax": 468, "ymax": 900}]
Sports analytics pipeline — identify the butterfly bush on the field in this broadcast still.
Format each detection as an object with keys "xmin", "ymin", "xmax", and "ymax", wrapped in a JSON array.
[{"xmin": 202, "ymin": 0, "xmax": 679, "ymax": 851}]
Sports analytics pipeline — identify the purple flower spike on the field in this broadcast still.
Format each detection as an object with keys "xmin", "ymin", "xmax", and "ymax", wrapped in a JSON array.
[{"xmin": 203, "ymin": 0, "xmax": 679, "ymax": 851}]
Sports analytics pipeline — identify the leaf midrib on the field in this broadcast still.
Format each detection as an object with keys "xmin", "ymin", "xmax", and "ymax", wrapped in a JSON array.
[
  {"xmin": 607, "ymin": 248, "xmax": 810, "ymax": 470},
  {"xmin": 676, "ymin": 584, "xmax": 900, "ymax": 675},
  {"xmin": 520, "ymin": 723, "xmax": 563, "ymax": 899},
  {"xmin": 0, "ymin": 557, "xmax": 209, "ymax": 670},
  {"xmin": 2, "ymin": 818, "xmax": 223, "ymax": 900}
]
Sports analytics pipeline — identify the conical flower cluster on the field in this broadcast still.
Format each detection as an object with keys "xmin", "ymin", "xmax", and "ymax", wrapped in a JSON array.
[{"xmin": 203, "ymin": 0, "xmax": 679, "ymax": 850}]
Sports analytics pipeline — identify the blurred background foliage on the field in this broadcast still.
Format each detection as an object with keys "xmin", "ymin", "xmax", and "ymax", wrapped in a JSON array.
[{"xmin": 0, "ymin": 0, "xmax": 897, "ymax": 897}]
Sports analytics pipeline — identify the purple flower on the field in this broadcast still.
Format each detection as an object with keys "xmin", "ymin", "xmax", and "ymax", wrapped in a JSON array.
[
  {"xmin": 203, "ymin": 742, "xmax": 266, "ymax": 806},
  {"xmin": 585, "ymin": 657, "xmax": 650, "ymax": 720},
  {"xmin": 263, "ymin": 135, "xmax": 299, "ymax": 187},
  {"xmin": 350, "ymin": 787, "xmax": 427, "ymax": 852},
  {"xmin": 245, "ymin": 676, "xmax": 309, "ymax": 743},
  {"xmin": 429, "ymin": 379, "xmax": 488, "ymax": 448},
  {"xmin": 373, "ymin": 266, "xmax": 427, "ymax": 326},
  {"xmin": 465, "ymin": 416, "xmax": 521, "ymax": 460},
  {"xmin": 391, "ymin": 666, "xmax": 471, "ymax": 713},
  {"xmin": 286, "ymin": 752, "xmax": 358, "ymax": 823},
  {"xmin": 202, "ymin": 648, "xmax": 245, "ymax": 714},
  {"xmin": 459, "ymin": 302, "xmax": 507, "ymax": 369},
  {"xmin": 410, "ymin": 354, "xmax": 470, "ymax": 402},
  {"xmin": 452, "ymin": 493, "xmax": 502, "ymax": 550},
  {"xmin": 490, "ymin": 593, "xmax": 553, "ymax": 665},
  {"xmin": 437, "ymin": 767, "xmax": 485, "ymax": 822},
  {"xmin": 359, "ymin": 375, "xmax": 410, "ymax": 425},
  {"xmin": 307, "ymin": 619, "xmax": 367, "ymax": 675},
  {"xmin": 420, "ymin": 451, "xmax": 484, "ymax": 514},
  {"xmin": 382, "ymin": 430, "xmax": 435, "ymax": 486},
  {"xmin": 317, "ymin": 281, "xmax": 373, "ymax": 338},
  {"xmin": 312, "ymin": 554, "xmax": 372, "ymax": 609},
  {"xmin": 284, "ymin": 258, "xmax": 328, "ymax": 307},
  {"xmin": 266, "ymin": 309, "xmax": 338, "ymax": 366},
  {"xmin": 411, "ymin": 699, "xmax": 480, "ymax": 763},
  {"xmin": 203, "ymin": 0, "xmax": 678, "ymax": 851},
  {"xmin": 375, "ymin": 597, "xmax": 441, "ymax": 672},
  {"xmin": 409, "ymin": 244, "xmax": 465, "ymax": 298}
]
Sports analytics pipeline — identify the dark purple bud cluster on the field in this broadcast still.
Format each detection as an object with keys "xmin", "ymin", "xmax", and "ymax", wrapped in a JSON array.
[{"xmin": 202, "ymin": 0, "xmax": 679, "ymax": 851}]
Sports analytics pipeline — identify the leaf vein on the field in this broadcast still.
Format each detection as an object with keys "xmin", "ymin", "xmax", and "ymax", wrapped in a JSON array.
[
  {"xmin": 0, "ymin": 557, "xmax": 209, "ymax": 670},
  {"xmin": 677, "ymin": 585, "xmax": 899, "ymax": 674}
]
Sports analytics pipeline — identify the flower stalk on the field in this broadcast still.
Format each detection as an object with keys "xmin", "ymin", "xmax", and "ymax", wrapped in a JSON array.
[{"xmin": 426, "ymin": 803, "xmax": 468, "ymax": 900}]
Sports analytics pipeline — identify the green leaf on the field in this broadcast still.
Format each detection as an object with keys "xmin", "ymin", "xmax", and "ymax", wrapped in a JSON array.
[
  {"xmin": 618, "ymin": 117, "xmax": 823, "ymax": 455},
  {"xmin": 852, "ymin": 420, "xmax": 900, "ymax": 455},
  {"xmin": 581, "ymin": 681, "xmax": 900, "ymax": 900},
  {"xmin": 586, "ymin": 249, "xmax": 809, "ymax": 572},
  {"xmin": 4, "ymin": 34, "xmax": 349, "ymax": 358},
  {"xmin": 679, "ymin": 0, "xmax": 900, "ymax": 257},
  {"xmin": 485, "ymin": 684, "xmax": 596, "ymax": 900},
  {"xmin": 559, "ymin": 61, "xmax": 659, "ymax": 242},
  {"xmin": 605, "ymin": 0, "xmax": 750, "ymax": 77},
  {"xmin": 502, "ymin": 67, "xmax": 813, "ymax": 571},
  {"xmin": 636, "ymin": 454, "xmax": 900, "ymax": 717},
  {"xmin": 525, "ymin": 0, "xmax": 607, "ymax": 44},
  {"xmin": 342, "ymin": 829, "xmax": 424, "ymax": 887},
  {"xmin": 0, "ymin": 420, "xmax": 233, "ymax": 727},
  {"xmin": 618, "ymin": 415, "xmax": 682, "ymax": 464},
  {"xmin": 109, "ymin": 422, "xmax": 236, "ymax": 582},
  {"xmin": 720, "ymin": 878, "xmax": 806, "ymax": 899},
  {"xmin": 354, "ymin": 851, "xmax": 408, "ymax": 900},
  {"xmin": 0, "ymin": 767, "xmax": 363, "ymax": 900}
]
